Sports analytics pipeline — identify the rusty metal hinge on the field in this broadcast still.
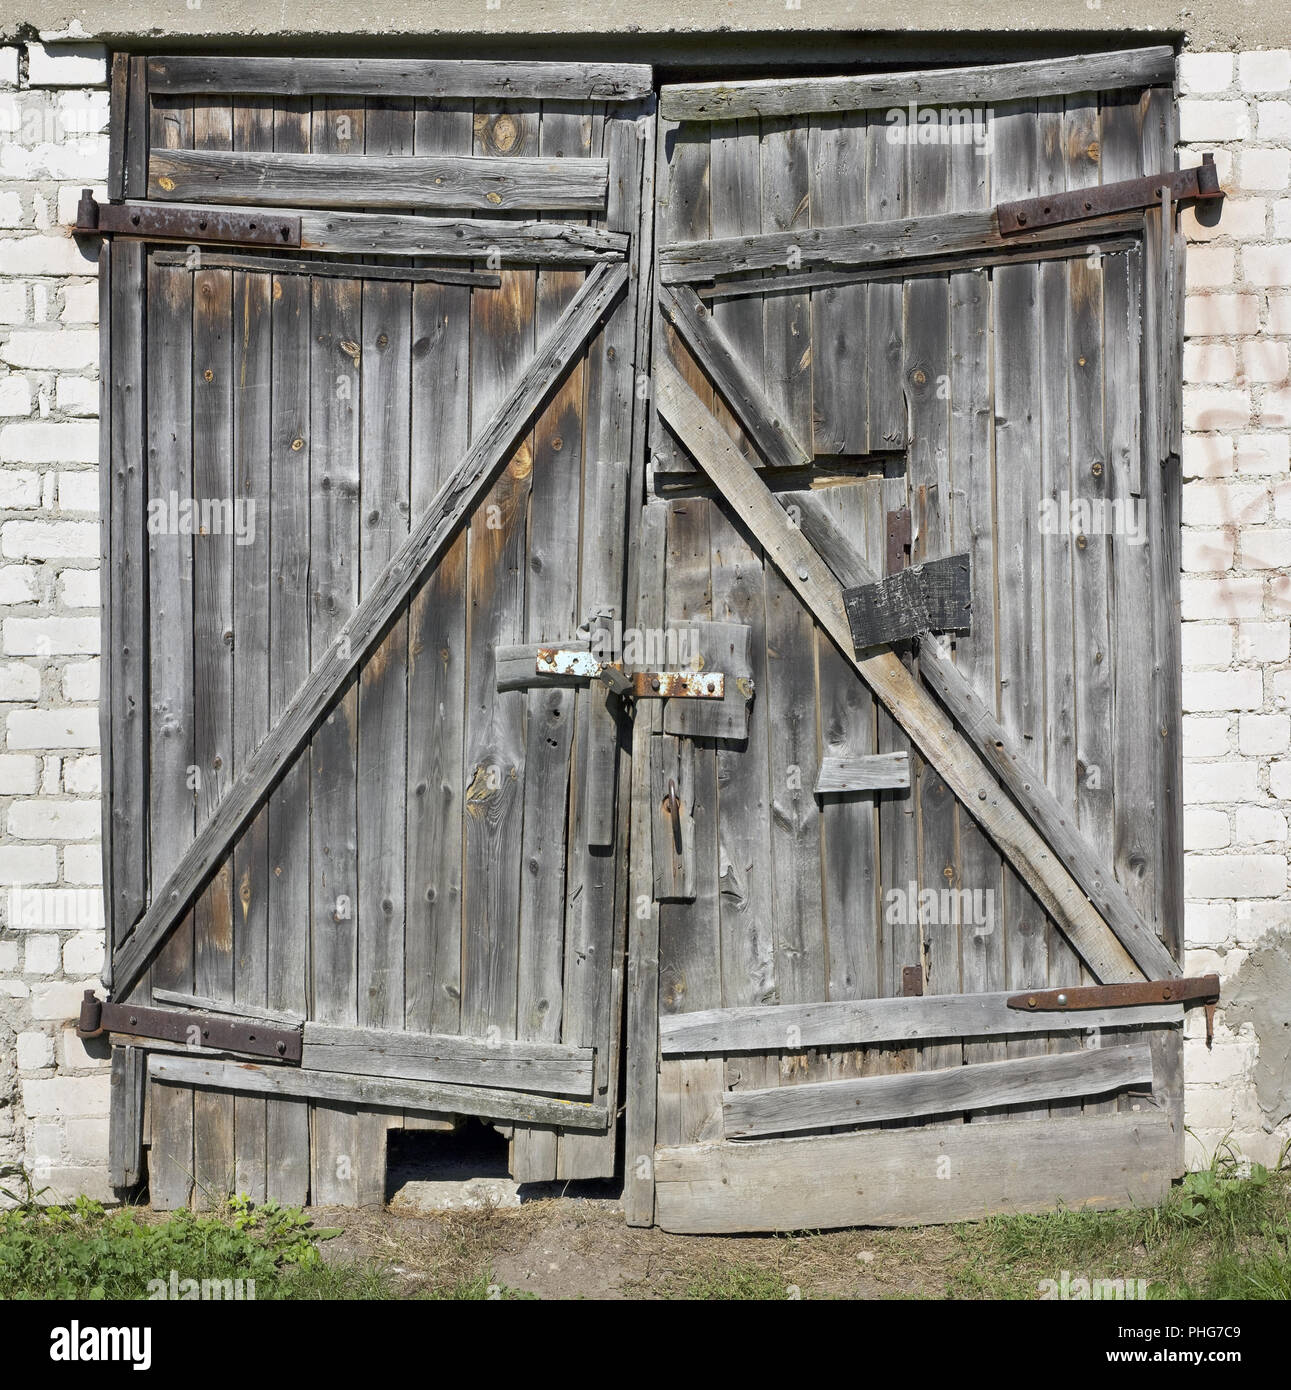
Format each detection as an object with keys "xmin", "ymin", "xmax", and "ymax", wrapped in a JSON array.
[
  {"xmin": 1006, "ymin": 974, "xmax": 1221, "ymax": 1046},
  {"xmin": 74, "ymin": 191, "xmax": 302, "ymax": 249},
  {"xmin": 997, "ymin": 154, "xmax": 1223, "ymax": 236},
  {"xmin": 77, "ymin": 991, "xmax": 303, "ymax": 1062},
  {"xmin": 535, "ymin": 648, "xmax": 727, "ymax": 700}
]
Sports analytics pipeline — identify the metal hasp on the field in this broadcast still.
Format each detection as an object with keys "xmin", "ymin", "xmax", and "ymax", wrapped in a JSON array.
[
  {"xmin": 76, "ymin": 991, "xmax": 304, "ymax": 1062},
  {"xmin": 535, "ymin": 648, "xmax": 726, "ymax": 699},
  {"xmin": 1007, "ymin": 974, "xmax": 1222, "ymax": 1047},
  {"xmin": 996, "ymin": 153, "xmax": 1223, "ymax": 235},
  {"xmin": 74, "ymin": 191, "xmax": 302, "ymax": 248}
]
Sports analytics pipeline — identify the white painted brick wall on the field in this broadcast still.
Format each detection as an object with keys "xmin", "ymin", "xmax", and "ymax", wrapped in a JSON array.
[
  {"xmin": 0, "ymin": 41, "xmax": 1287, "ymax": 1206},
  {"xmin": 0, "ymin": 41, "xmax": 108, "ymax": 1203},
  {"xmin": 1180, "ymin": 49, "xmax": 1291, "ymax": 1172}
]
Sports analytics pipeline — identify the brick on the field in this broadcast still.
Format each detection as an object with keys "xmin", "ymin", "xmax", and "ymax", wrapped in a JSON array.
[
  {"xmin": 1237, "ymin": 624, "xmax": 1289, "ymax": 669},
  {"xmin": 60, "ymin": 659, "xmax": 98, "ymax": 703},
  {"xmin": 57, "ymin": 569, "xmax": 97, "ymax": 610},
  {"xmin": 59, "ymin": 281, "xmax": 98, "ymax": 324},
  {"xmin": 1243, "ymin": 244, "xmax": 1291, "ymax": 287},
  {"xmin": 22, "ymin": 932, "xmax": 59, "ymax": 974},
  {"xmin": 1179, "ymin": 99, "xmax": 1249, "ymax": 141},
  {"xmin": 0, "ymin": 564, "xmax": 38, "ymax": 603},
  {"xmin": 0, "ymin": 661, "xmax": 40, "ymax": 700},
  {"xmin": 56, "ymin": 470, "xmax": 97, "ymax": 512},
  {"xmin": 1244, "ymin": 342, "xmax": 1290, "ymax": 383},
  {"xmin": 6, "ymin": 798, "xmax": 100, "ymax": 840},
  {"xmin": 0, "ymin": 752, "xmax": 38, "ymax": 792},
  {"xmin": 1236, "ymin": 805, "xmax": 1287, "ymax": 844},
  {"xmin": 1, "ymin": 521, "xmax": 97, "ymax": 560},
  {"xmin": 1261, "ymin": 389, "xmax": 1291, "ymax": 429},
  {"xmin": 61, "ymin": 843, "xmax": 101, "ymax": 885},
  {"xmin": 8, "ymin": 886, "xmax": 103, "ymax": 930},
  {"xmin": 0, "ymin": 234, "xmax": 94, "ymax": 277},
  {"xmin": 1184, "ymin": 294, "xmax": 1261, "ymax": 337},
  {"xmin": 0, "ymin": 328, "xmax": 96, "ymax": 370},
  {"xmin": 4, "ymin": 615, "xmax": 98, "ymax": 654},
  {"xmin": 63, "ymin": 754, "xmax": 99, "ymax": 795},
  {"xmin": 1183, "ymin": 669, "xmax": 1264, "ymax": 712},
  {"xmin": 16, "ymin": 1031, "xmax": 52, "ymax": 1070},
  {"xmin": 1240, "ymin": 526, "xmax": 1291, "ymax": 570},
  {"xmin": 63, "ymin": 1117, "xmax": 110, "ymax": 1166},
  {"xmin": 1184, "ymin": 198, "xmax": 1266, "ymax": 243},
  {"xmin": 0, "ymin": 470, "xmax": 39, "ymax": 507},
  {"xmin": 0, "ymin": 375, "xmax": 31, "ymax": 415},
  {"xmin": 1182, "ymin": 433, "xmax": 1234, "ymax": 479},
  {"xmin": 1239, "ymin": 49, "xmax": 1291, "ymax": 91},
  {"xmin": 62, "ymin": 931, "xmax": 102, "ymax": 975},
  {"xmin": 1269, "ymin": 573, "xmax": 1291, "ymax": 613},
  {"xmin": 6, "ymin": 706, "xmax": 99, "ymax": 748},
  {"xmin": 25, "ymin": 43, "xmax": 108, "ymax": 88},
  {"xmin": 1179, "ymin": 53, "xmax": 1234, "ymax": 94},
  {"xmin": 1278, "ymin": 200, "xmax": 1291, "ymax": 239},
  {"xmin": 1185, "ymin": 807, "xmax": 1230, "ymax": 849},
  {"xmin": 1184, "ymin": 247, "xmax": 1235, "ymax": 291},
  {"xmin": 0, "ymin": 419, "xmax": 96, "ymax": 463},
  {"xmin": 1183, "ymin": 342, "xmax": 1237, "ymax": 382},
  {"xmin": 21, "ymin": 1072, "xmax": 110, "ymax": 1117},
  {"xmin": 1238, "ymin": 148, "xmax": 1291, "ymax": 191},
  {"xmin": 0, "ymin": 842, "xmax": 56, "ymax": 882},
  {"xmin": 1181, "ymin": 529, "xmax": 1235, "ymax": 572},
  {"xmin": 1235, "ymin": 435, "xmax": 1289, "ymax": 475},
  {"xmin": 1182, "ymin": 480, "xmax": 1269, "ymax": 527},
  {"xmin": 54, "ymin": 376, "xmax": 97, "ymax": 415},
  {"xmin": 1181, "ymin": 621, "xmax": 1234, "ymax": 666},
  {"xmin": 1270, "ymin": 759, "xmax": 1291, "ymax": 799},
  {"xmin": 1184, "ymin": 714, "xmax": 1232, "ymax": 757},
  {"xmin": 1183, "ymin": 759, "xmax": 1260, "ymax": 801},
  {"xmin": 1184, "ymin": 900, "xmax": 1234, "ymax": 947},
  {"xmin": 1182, "ymin": 387, "xmax": 1252, "ymax": 432},
  {"xmin": 1181, "ymin": 575, "xmax": 1264, "ymax": 620},
  {"xmin": 0, "ymin": 48, "xmax": 17, "ymax": 88},
  {"xmin": 1184, "ymin": 854, "xmax": 1286, "ymax": 898}
]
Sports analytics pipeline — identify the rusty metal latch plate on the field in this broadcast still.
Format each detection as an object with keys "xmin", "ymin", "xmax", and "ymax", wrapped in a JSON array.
[
  {"xmin": 536, "ymin": 649, "xmax": 725, "ymax": 699},
  {"xmin": 997, "ymin": 154, "xmax": 1222, "ymax": 236},
  {"xmin": 77, "ymin": 991, "xmax": 303, "ymax": 1062},
  {"xmin": 74, "ymin": 191, "xmax": 302, "ymax": 248}
]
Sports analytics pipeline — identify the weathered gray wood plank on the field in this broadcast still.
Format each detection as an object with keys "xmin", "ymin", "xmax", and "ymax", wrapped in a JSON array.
[
  {"xmin": 659, "ymin": 987, "xmax": 1182, "ymax": 1055},
  {"xmin": 148, "ymin": 1055, "xmax": 609, "ymax": 1130},
  {"xmin": 151, "ymin": 248, "xmax": 499, "ymax": 286},
  {"xmin": 724, "ymin": 1041, "xmax": 1154, "ymax": 1137},
  {"xmin": 148, "ymin": 56, "xmax": 653, "ymax": 102},
  {"xmin": 108, "ymin": 1045, "xmax": 146, "ymax": 1189},
  {"xmin": 654, "ymin": 1109, "xmax": 1176, "ymax": 1233},
  {"xmin": 111, "ymin": 260, "xmax": 627, "ymax": 1000},
  {"xmin": 815, "ymin": 752, "xmax": 909, "ymax": 794},
  {"xmin": 659, "ymin": 47, "xmax": 1175, "ymax": 121},
  {"xmin": 300, "ymin": 1023, "xmax": 593, "ymax": 1094},
  {"xmin": 149, "ymin": 148, "xmax": 610, "ymax": 212}
]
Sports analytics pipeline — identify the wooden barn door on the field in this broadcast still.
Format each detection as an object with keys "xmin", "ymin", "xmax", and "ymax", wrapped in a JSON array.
[
  {"xmin": 98, "ymin": 55, "xmax": 653, "ymax": 1206},
  {"xmin": 625, "ymin": 46, "xmax": 1198, "ymax": 1233}
]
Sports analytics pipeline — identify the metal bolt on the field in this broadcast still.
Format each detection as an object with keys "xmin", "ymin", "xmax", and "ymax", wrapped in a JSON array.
[
  {"xmin": 651, "ymin": 676, "xmax": 660, "ymax": 692},
  {"xmin": 1056, "ymin": 993, "xmax": 1068, "ymax": 1006}
]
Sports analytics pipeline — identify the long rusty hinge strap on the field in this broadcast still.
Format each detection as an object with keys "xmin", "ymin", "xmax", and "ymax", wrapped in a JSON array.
[
  {"xmin": 77, "ymin": 991, "xmax": 303, "ymax": 1062},
  {"xmin": 997, "ymin": 154, "xmax": 1222, "ymax": 235},
  {"xmin": 74, "ymin": 192, "xmax": 302, "ymax": 248},
  {"xmin": 1006, "ymin": 975, "xmax": 1219, "ymax": 1012}
]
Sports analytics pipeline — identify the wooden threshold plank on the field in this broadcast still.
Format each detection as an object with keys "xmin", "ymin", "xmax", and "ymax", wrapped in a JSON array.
[
  {"xmin": 660, "ymin": 988, "xmax": 1183, "ymax": 1055},
  {"xmin": 659, "ymin": 47, "xmax": 1174, "ymax": 121},
  {"xmin": 654, "ymin": 1109, "xmax": 1176, "ymax": 1233},
  {"xmin": 148, "ymin": 1055, "xmax": 608, "ymax": 1131},
  {"xmin": 149, "ymin": 148, "xmax": 610, "ymax": 212},
  {"xmin": 724, "ymin": 1042, "xmax": 1154, "ymax": 1137}
]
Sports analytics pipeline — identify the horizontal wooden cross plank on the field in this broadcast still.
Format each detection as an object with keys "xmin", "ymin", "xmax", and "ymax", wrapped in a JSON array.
[
  {"xmin": 151, "ymin": 249, "xmax": 500, "ymax": 288},
  {"xmin": 659, "ymin": 46, "xmax": 1174, "ymax": 121},
  {"xmin": 659, "ymin": 207, "xmax": 1143, "ymax": 284},
  {"xmin": 656, "ymin": 359, "xmax": 1143, "ymax": 984},
  {"xmin": 659, "ymin": 988, "xmax": 1183, "ymax": 1055},
  {"xmin": 654, "ymin": 1110, "xmax": 1175, "ymax": 1233},
  {"xmin": 148, "ymin": 1055, "xmax": 609, "ymax": 1131},
  {"xmin": 150, "ymin": 149, "xmax": 610, "ymax": 213},
  {"xmin": 147, "ymin": 55, "xmax": 654, "ymax": 102},
  {"xmin": 300, "ymin": 1023, "xmax": 594, "ymax": 1096},
  {"xmin": 724, "ymin": 1042, "xmax": 1154, "ymax": 1138},
  {"xmin": 815, "ymin": 751, "xmax": 910, "ymax": 794},
  {"xmin": 111, "ymin": 260, "xmax": 628, "ymax": 1000},
  {"xmin": 788, "ymin": 490, "xmax": 1180, "ymax": 982}
]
